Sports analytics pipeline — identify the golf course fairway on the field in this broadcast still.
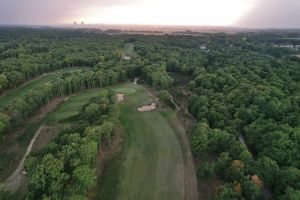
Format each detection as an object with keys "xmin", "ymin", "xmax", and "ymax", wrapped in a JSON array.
[{"xmin": 108, "ymin": 84, "xmax": 198, "ymax": 200}]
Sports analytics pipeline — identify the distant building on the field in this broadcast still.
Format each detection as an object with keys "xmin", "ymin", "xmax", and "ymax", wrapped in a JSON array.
[
  {"xmin": 73, "ymin": 21, "xmax": 77, "ymax": 25},
  {"xmin": 81, "ymin": 21, "xmax": 85, "ymax": 25},
  {"xmin": 278, "ymin": 44, "xmax": 296, "ymax": 49},
  {"xmin": 123, "ymin": 55, "xmax": 131, "ymax": 60},
  {"xmin": 199, "ymin": 45, "xmax": 207, "ymax": 50},
  {"xmin": 199, "ymin": 44, "xmax": 210, "ymax": 52}
]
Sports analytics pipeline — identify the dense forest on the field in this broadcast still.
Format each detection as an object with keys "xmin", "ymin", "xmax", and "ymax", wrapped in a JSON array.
[{"xmin": 0, "ymin": 27, "xmax": 300, "ymax": 199}]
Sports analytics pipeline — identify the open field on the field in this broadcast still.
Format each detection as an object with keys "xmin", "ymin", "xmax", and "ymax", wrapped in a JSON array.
[
  {"xmin": 0, "ymin": 67, "xmax": 88, "ymax": 109},
  {"xmin": 97, "ymin": 84, "xmax": 198, "ymax": 200}
]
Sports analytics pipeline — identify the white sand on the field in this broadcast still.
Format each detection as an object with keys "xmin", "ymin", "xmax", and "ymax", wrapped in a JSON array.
[
  {"xmin": 117, "ymin": 93, "xmax": 125, "ymax": 102},
  {"xmin": 137, "ymin": 103, "xmax": 157, "ymax": 112}
]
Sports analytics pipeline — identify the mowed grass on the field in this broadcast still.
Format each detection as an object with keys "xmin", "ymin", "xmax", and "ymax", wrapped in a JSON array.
[
  {"xmin": 47, "ymin": 84, "xmax": 126, "ymax": 122},
  {"xmin": 0, "ymin": 67, "xmax": 88, "ymax": 109},
  {"xmin": 47, "ymin": 90, "xmax": 101, "ymax": 122},
  {"xmin": 98, "ymin": 84, "xmax": 185, "ymax": 200}
]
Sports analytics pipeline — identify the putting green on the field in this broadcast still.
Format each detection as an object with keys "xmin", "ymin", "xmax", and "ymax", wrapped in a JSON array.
[
  {"xmin": 47, "ymin": 84, "xmax": 130, "ymax": 122},
  {"xmin": 113, "ymin": 87, "xmax": 136, "ymax": 95},
  {"xmin": 47, "ymin": 89, "xmax": 102, "ymax": 122}
]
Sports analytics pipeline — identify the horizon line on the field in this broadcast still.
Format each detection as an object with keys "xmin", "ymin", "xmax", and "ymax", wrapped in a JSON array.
[{"xmin": 1, "ymin": 23, "xmax": 300, "ymax": 30}]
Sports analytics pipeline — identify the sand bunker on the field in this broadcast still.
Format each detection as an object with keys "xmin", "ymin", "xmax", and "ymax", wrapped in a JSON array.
[
  {"xmin": 137, "ymin": 103, "xmax": 157, "ymax": 112},
  {"xmin": 117, "ymin": 93, "xmax": 125, "ymax": 102}
]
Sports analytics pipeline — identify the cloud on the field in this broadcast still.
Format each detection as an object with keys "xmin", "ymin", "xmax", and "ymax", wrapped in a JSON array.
[
  {"xmin": 0, "ymin": 0, "xmax": 299, "ymax": 27},
  {"xmin": 0, "ymin": 0, "xmax": 140, "ymax": 24},
  {"xmin": 236, "ymin": 0, "xmax": 300, "ymax": 28}
]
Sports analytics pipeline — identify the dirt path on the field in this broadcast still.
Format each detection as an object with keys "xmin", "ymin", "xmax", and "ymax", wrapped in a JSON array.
[
  {"xmin": 1, "ymin": 96, "xmax": 69, "ymax": 191},
  {"xmin": 133, "ymin": 78, "xmax": 138, "ymax": 85},
  {"xmin": 4, "ymin": 124, "xmax": 45, "ymax": 191}
]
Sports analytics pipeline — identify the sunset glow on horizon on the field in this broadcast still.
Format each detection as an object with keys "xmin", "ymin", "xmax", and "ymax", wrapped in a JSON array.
[
  {"xmin": 0, "ymin": 0, "xmax": 300, "ymax": 28},
  {"xmin": 65, "ymin": 0, "xmax": 256, "ymax": 26}
]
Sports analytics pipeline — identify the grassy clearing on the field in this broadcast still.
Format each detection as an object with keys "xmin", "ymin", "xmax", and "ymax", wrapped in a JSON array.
[
  {"xmin": 47, "ymin": 89, "xmax": 102, "ymax": 122},
  {"xmin": 47, "ymin": 84, "xmax": 127, "ymax": 122},
  {"xmin": 97, "ymin": 84, "xmax": 192, "ymax": 200},
  {"xmin": 124, "ymin": 43, "xmax": 135, "ymax": 57},
  {"xmin": 0, "ymin": 67, "xmax": 88, "ymax": 109}
]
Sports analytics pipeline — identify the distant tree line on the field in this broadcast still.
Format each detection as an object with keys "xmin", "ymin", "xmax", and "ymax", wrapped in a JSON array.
[{"xmin": 0, "ymin": 28, "xmax": 126, "ymax": 94}]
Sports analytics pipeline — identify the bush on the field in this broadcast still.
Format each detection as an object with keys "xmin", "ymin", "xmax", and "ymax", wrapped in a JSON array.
[
  {"xmin": 197, "ymin": 162, "xmax": 216, "ymax": 181},
  {"xmin": 158, "ymin": 90, "xmax": 176, "ymax": 109}
]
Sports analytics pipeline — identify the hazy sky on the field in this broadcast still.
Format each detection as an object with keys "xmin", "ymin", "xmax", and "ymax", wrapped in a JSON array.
[{"xmin": 0, "ymin": 0, "xmax": 299, "ymax": 28}]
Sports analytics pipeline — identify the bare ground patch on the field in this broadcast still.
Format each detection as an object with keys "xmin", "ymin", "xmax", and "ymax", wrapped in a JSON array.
[
  {"xmin": 116, "ymin": 93, "xmax": 125, "ymax": 102},
  {"xmin": 4, "ymin": 124, "xmax": 45, "ymax": 192},
  {"xmin": 30, "ymin": 97, "xmax": 69, "ymax": 122},
  {"xmin": 99, "ymin": 123, "xmax": 123, "ymax": 173},
  {"xmin": 0, "ymin": 97, "xmax": 69, "ymax": 191},
  {"xmin": 31, "ymin": 124, "xmax": 62, "ymax": 152},
  {"xmin": 171, "ymin": 87, "xmax": 223, "ymax": 200},
  {"xmin": 89, "ymin": 123, "xmax": 124, "ymax": 199}
]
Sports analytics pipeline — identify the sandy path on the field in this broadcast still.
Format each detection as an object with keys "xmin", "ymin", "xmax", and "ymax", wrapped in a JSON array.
[{"xmin": 4, "ymin": 124, "xmax": 45, "ymax": 191}]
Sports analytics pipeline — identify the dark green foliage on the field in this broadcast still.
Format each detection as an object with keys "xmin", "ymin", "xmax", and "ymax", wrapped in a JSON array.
[
  {"xmin": 158, "ymin": 90, "xmax": 176, "ymax": 109},
  {"xmin": 197, "ymin": 162, "xmax": 216, "ymax": 181},
  {"xmin": 215, "ymin": 183, "xmax": 242, "ymax": 200},
  {"xmin": 0, "ymin": 190, "xmax": 24, "ymax": 200},
  {"xmin": 279, "ymin": 187, "xmax": 300, "ymax": 200},
  {"xmin": 1, "ymin": 28, "xmax": 299, "ymax": 199},
  {"xmin": 0, "ymin": 113, "xmax": 9, "ymax": 140},
  {"xmin": 25, "ymin": 90, "xmax": 119, "ymax": 199},
  {"xmin": 256, "ymin": 156, "xmax": 279, "ymax": 187},
  {"xmin": 180, "ymin": 32, "xmax": 300, "ymax": 199}
]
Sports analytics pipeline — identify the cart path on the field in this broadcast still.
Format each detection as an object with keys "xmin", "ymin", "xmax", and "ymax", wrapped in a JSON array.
[{"xmin": 4, "ymin": 124, "xmax": 44, "ymax": 191}]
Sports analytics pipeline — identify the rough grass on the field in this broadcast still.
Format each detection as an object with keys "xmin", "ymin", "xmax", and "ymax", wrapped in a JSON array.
[{"xmin": 97, "ymin": 84, "xmax": 187, "ymax": 200}]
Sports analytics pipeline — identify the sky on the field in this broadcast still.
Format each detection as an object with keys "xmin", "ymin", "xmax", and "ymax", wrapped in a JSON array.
[{"xmin": 0, "ymin": 0, "xmax": 299, "ymax": 28}]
